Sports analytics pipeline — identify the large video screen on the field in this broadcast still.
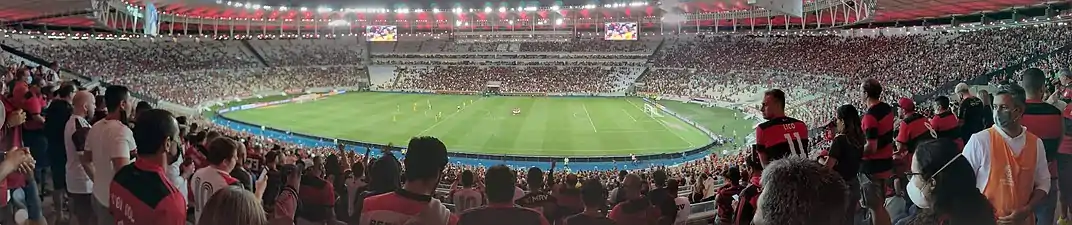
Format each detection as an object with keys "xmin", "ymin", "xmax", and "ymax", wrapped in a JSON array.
[
  {"xmin": 604, "ymin": 22, "xmax": 638, "ymax": 40},
  {"xmin": 365, "ymin": 25, "xmax": 397, "ymax": 42}
]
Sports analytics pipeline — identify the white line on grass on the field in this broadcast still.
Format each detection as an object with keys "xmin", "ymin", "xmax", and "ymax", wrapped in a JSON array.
[
  {"xmin": 622, "ymin": 108, "xmax": 638, "ymax": 122},
  {"xmin": 582, "ymin": 103, "xmax": 598, "ymax": 132},
  {"xmin": 417, "ymin": 98, "xmax": 482, "ymax": 136},
  {"xmin": 625, "ymin": 99, "xmax": 695, "ymax": 147}
]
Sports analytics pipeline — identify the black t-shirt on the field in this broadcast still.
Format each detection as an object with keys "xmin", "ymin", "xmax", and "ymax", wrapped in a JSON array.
[
  {"xmin": 828, "ymin": 134, "xmax": 863, "ymax": 182},
  {"xmin": 958, "ymin": 97, "xmax": 991, "ymax": 141}
]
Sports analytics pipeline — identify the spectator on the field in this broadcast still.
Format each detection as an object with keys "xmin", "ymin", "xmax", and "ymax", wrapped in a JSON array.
[
  {"xmin": 754, "ymin": 89, "xmax": 809, "ymax": 166},
  {"xmin": 963, "ymin": 83, "xmax": 1049, "ymax": 224},
  {"xmin": 197, "ymin": 186, "xmax": 269, "ymax": 225},
  {"xmin": 450, "ymin": 170, "xmax": 485, "ymax": 213},
  {"xmin": 349, "ymin": 153, "xmax": 401, "ymax": 224},
  {"xmin": 715, "ymin": 167, "xmax": 743, "ymax": 225},
  {"xmin": 1019, "ymin": 68, "xmax": 1064, "ymax": 225},
  {"xmin": 609, "ymin": 174, "xmax": 658, "ymax": 225},
  {"xmin": 734, "ymin": 155, "xmax": 763, "ymax": 225},
  {"xmin": 929, "ymin": 96, "xmax": 964, "ymax": 149},
  {"xmin": 191, "ymin": 137, "xmax": 243, "ymax": 224},
  {"xmin": 860, "ymin": 79, "xmax": 895, "ymax": 225},
  {"xmin": 296, "ymin": 154, "xmax": 336, "ymax": 224},
  {"xmin": 903, "ymin": 139, "xmax": 996, "ymax": 225},
  {"xmin": 360, "ymin": 137, "xmax": 454, "ymax": 225},
  {"xmin": 270, "ymin": 164, "xmax": 301, "ymax": 225},
  {"xmin": 563, "ymin": 178, "xmax": 616, "ymax": 225},
  {"xmin": 821, "ymin": 104, "xmax": 864, "ymax": 225},
  {"xmin": 64, "ymin": 90, "xmax": 95, "ymax": 225},
  {"xmin": 956, "ymin": 83, "xmax": 991, "ymax": 142},
  {"xmin": 86, "ymin": 85, "xmax": 135, "ymax": 225},
  {"xmin": 109, "ymin": 109, "xmax": 186, "ymax": 225},
  {"xmin": 753, "ymin": 155, "xmax": 848, "ymax": 225},
  {"xmin": 44, "ymin": 83, "xmax": 73, "ymax": 221},
  {"xmin": 517, "ymin": 167, "xmax": 557, "ymax": 221},
  {"xmin": 552, "ymin": 174, "xmax": 583, "ymax": 218},
  {"xmin": 646, "ymin": 170, "xmax": 678, "ymax": 225},
  {"xmin": 668, "ymin": 179, "xmax": 689, "ymax": 225},
  {"xmin": 458, "ymin": 165, "xmax": 549, "ymax": 225}
]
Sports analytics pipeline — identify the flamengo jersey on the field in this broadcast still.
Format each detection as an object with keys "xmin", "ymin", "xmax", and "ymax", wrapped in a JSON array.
[
  {"xmin": 451, "ymin": 188, "xmax": 485, "ymax": 213},
  {"xmin": 755, "ymin": 117, "xmax": 810, "ymax": 161},
  {"xmin": 190, "ymin": 167, "xmax": 240, "ymax": 224},
  {"xmin": 110, "ymin": 160, "xmax": 187, "ymax": 225}
]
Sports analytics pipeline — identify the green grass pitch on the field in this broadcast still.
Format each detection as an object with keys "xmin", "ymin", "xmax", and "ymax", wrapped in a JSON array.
[{"xmin": 221, "ymin": 92, "xmax": 754, "ymax": 157}]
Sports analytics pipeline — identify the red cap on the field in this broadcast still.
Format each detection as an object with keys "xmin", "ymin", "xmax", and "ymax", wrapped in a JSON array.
[{"xmin": 897, "ymin": 98, "xmax": 915, "ymax": 112}]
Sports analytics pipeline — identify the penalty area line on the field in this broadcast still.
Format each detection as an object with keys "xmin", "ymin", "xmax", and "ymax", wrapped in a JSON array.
[
  {"xmin": 621, "ymin": 108, "xmax": 638, "ymax": 122},
  {"xmin": 626, "ymin": 99, "xmax": 695, "ymax": 147}
]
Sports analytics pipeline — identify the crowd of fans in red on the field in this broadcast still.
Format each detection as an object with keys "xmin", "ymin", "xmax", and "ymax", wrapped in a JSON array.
[{"xmin": 390, "ymin": 66, "xmax": 639, "ymax": 93}]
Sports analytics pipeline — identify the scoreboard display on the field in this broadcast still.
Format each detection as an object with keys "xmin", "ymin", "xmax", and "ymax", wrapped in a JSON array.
[
  {"xmin": 604, "ymin": 22, "xmax": 637, "ymax": 40},
  {"xmin": 365, "ymin": 25, "xmax": 397, "ymax": 41}
]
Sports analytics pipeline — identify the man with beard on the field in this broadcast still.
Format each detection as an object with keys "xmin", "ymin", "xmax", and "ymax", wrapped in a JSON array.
[
  {"xmin": 85, "ymin": 85, "xmax": 135, "ymax": 225},
  {"xmin": 109, "ymin": 109, "xmax": 186, "ymax": 225},
  {"xmin": 860, "ymin": 79, "xmax": 894, "ymax": 225},
  {"xmin": 753, "ymin": 89, "xmax": 809, "ymax": 166},
  {"xmin": 963, "ymin": 83, "xmax": 1050, "ymax": 225}
]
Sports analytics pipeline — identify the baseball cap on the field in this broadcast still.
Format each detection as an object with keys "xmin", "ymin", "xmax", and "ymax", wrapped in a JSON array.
[{"xmin": 898, "ymin": 98, "xmax": 915, "ymax": 112}]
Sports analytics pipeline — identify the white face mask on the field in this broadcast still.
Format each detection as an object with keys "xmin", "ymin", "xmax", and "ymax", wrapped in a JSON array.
[
  {"xmin": 907, "ymin": 153, "xmax": 963, "ymax": 209},
  {"xmin": 907, "ymin": 177, "xmax": 931, "ymax": 208}
]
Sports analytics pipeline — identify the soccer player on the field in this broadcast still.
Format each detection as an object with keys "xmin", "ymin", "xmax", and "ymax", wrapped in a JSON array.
[
  {"xmin": 753, "ymin": 89, "xmax": 809, "ymax": 166},
  {"xmin": 860, "ymin": 79, "xmax": 893, "ymax": 225},
  {"xmin": 190, "ymin": 137, "xmax": 244, "ymax": 224},
  {"xmin": 929, "ymin": 96, "xmax": 964, "ymax": 149},
  {"xmin": 450, "ymin": 170, "xmax": 485, "ymax": 213},
  {"xmin": 413, "ymin": 102, "xmax": 418, "ymax": 112},
  {"xmin": 361, "ymin": 137, "xmax": 456, "ymax": 225},
  {"xmin": 109, "ymin": 109, "xmax": 186, "ymax": 225},
  {"xmin": 458, "ymin": 165, "xmax": 549, "ymax": 225},
  {"xmin": 1020, "ymin": 68, "xmax": 1063, "ymax": 222}
]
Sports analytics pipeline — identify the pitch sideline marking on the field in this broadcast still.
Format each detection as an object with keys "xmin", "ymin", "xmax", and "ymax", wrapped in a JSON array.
[
  {"xmin": 447, "ymin": 144, "xmax": 696, "ymax": 153},
  {"xmin": 621, "ymin": 108, "xmax": 639, "ymax": 122},
  {"xmin": 625, "ymin": 99, "xmax": 695, "ymax": 147},
  {"xmin": 581, "ymin": 103, "xmax": 599, "ymax": 133},
  {"xmin": 417, "ymin": 97, "xmax": 483, "ymax": 136}
]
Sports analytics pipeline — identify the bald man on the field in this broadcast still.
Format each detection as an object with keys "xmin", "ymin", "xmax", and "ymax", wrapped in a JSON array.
[{"xmin": 65, "ymin": 91, "xmax": 96, "ymax": 225}]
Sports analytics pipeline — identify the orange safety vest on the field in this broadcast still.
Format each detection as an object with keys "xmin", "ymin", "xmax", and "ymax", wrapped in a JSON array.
[{"xmin": 982, "ymin": 127, "xmax": 1040, "ymax": 225}]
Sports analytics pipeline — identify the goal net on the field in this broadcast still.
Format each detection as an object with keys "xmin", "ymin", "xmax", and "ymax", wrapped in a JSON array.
[{"xmin": 644, "ymin": 104, "xmax": 664, "ymax": 118}]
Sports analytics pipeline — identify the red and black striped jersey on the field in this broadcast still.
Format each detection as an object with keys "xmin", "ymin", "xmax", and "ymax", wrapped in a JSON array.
[
  {"xmin": 929, "ymin": 111, "xmax": 963, "ymax": 149},
  {"xmin": 863, "ymin": 102, "xmax": 895, "ymax": 160},
  {"xmin": 754, "ymin": 116, "xmax": 809, "ymax": 162}
]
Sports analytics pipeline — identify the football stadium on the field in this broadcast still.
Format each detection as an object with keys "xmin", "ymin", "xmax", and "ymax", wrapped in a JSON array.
[{"xmin": 0, "ymin": 0, "xmax": 1070, "ymax": 224}]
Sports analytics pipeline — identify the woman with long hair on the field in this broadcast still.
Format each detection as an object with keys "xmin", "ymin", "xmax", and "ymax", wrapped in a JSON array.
[
  {"xmin": 198, "ymin": 186, "xmax": 269, "ymax": 225},
  {"xmin": 904, "ymin": 139, "xmax": 996, "ymax": 225},
  {"xmin": 821, "ymin": 104, "xmax": 864, "ymax": 225}
]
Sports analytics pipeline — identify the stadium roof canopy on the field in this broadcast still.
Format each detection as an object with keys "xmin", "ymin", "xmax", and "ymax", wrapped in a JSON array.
[{"xmin": 0, "ymin": 0, "xmax": 1060, "ymax": 28}]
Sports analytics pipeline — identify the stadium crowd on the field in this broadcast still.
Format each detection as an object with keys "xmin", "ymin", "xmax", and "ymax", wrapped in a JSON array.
[
  {"xmin": 390, "ymin": 66, "xmax": 640, "ymax": 93},
  {"xmin": 0, "ymin": 18, "xmax": 1069, "ymax": 225}
]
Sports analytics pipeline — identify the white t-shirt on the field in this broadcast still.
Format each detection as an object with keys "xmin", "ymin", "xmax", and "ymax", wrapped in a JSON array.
[
  {"xmin": 451, "ymin": 187, "xmax": 485, "ymax": 213},
  {"xmin": 64, "ymin": 115, "xmax": 93, "ymax": 194},
  {"xmin": 86, "ymin": 119, "xmax": 134, "ymax": 205},
  {"xmin": 673, "ymin": 197, "xmax": 691, "ymax": 225},
  {"xmin": 190, "ymin": 167, "xmax": 240, "ymax": 224}
]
